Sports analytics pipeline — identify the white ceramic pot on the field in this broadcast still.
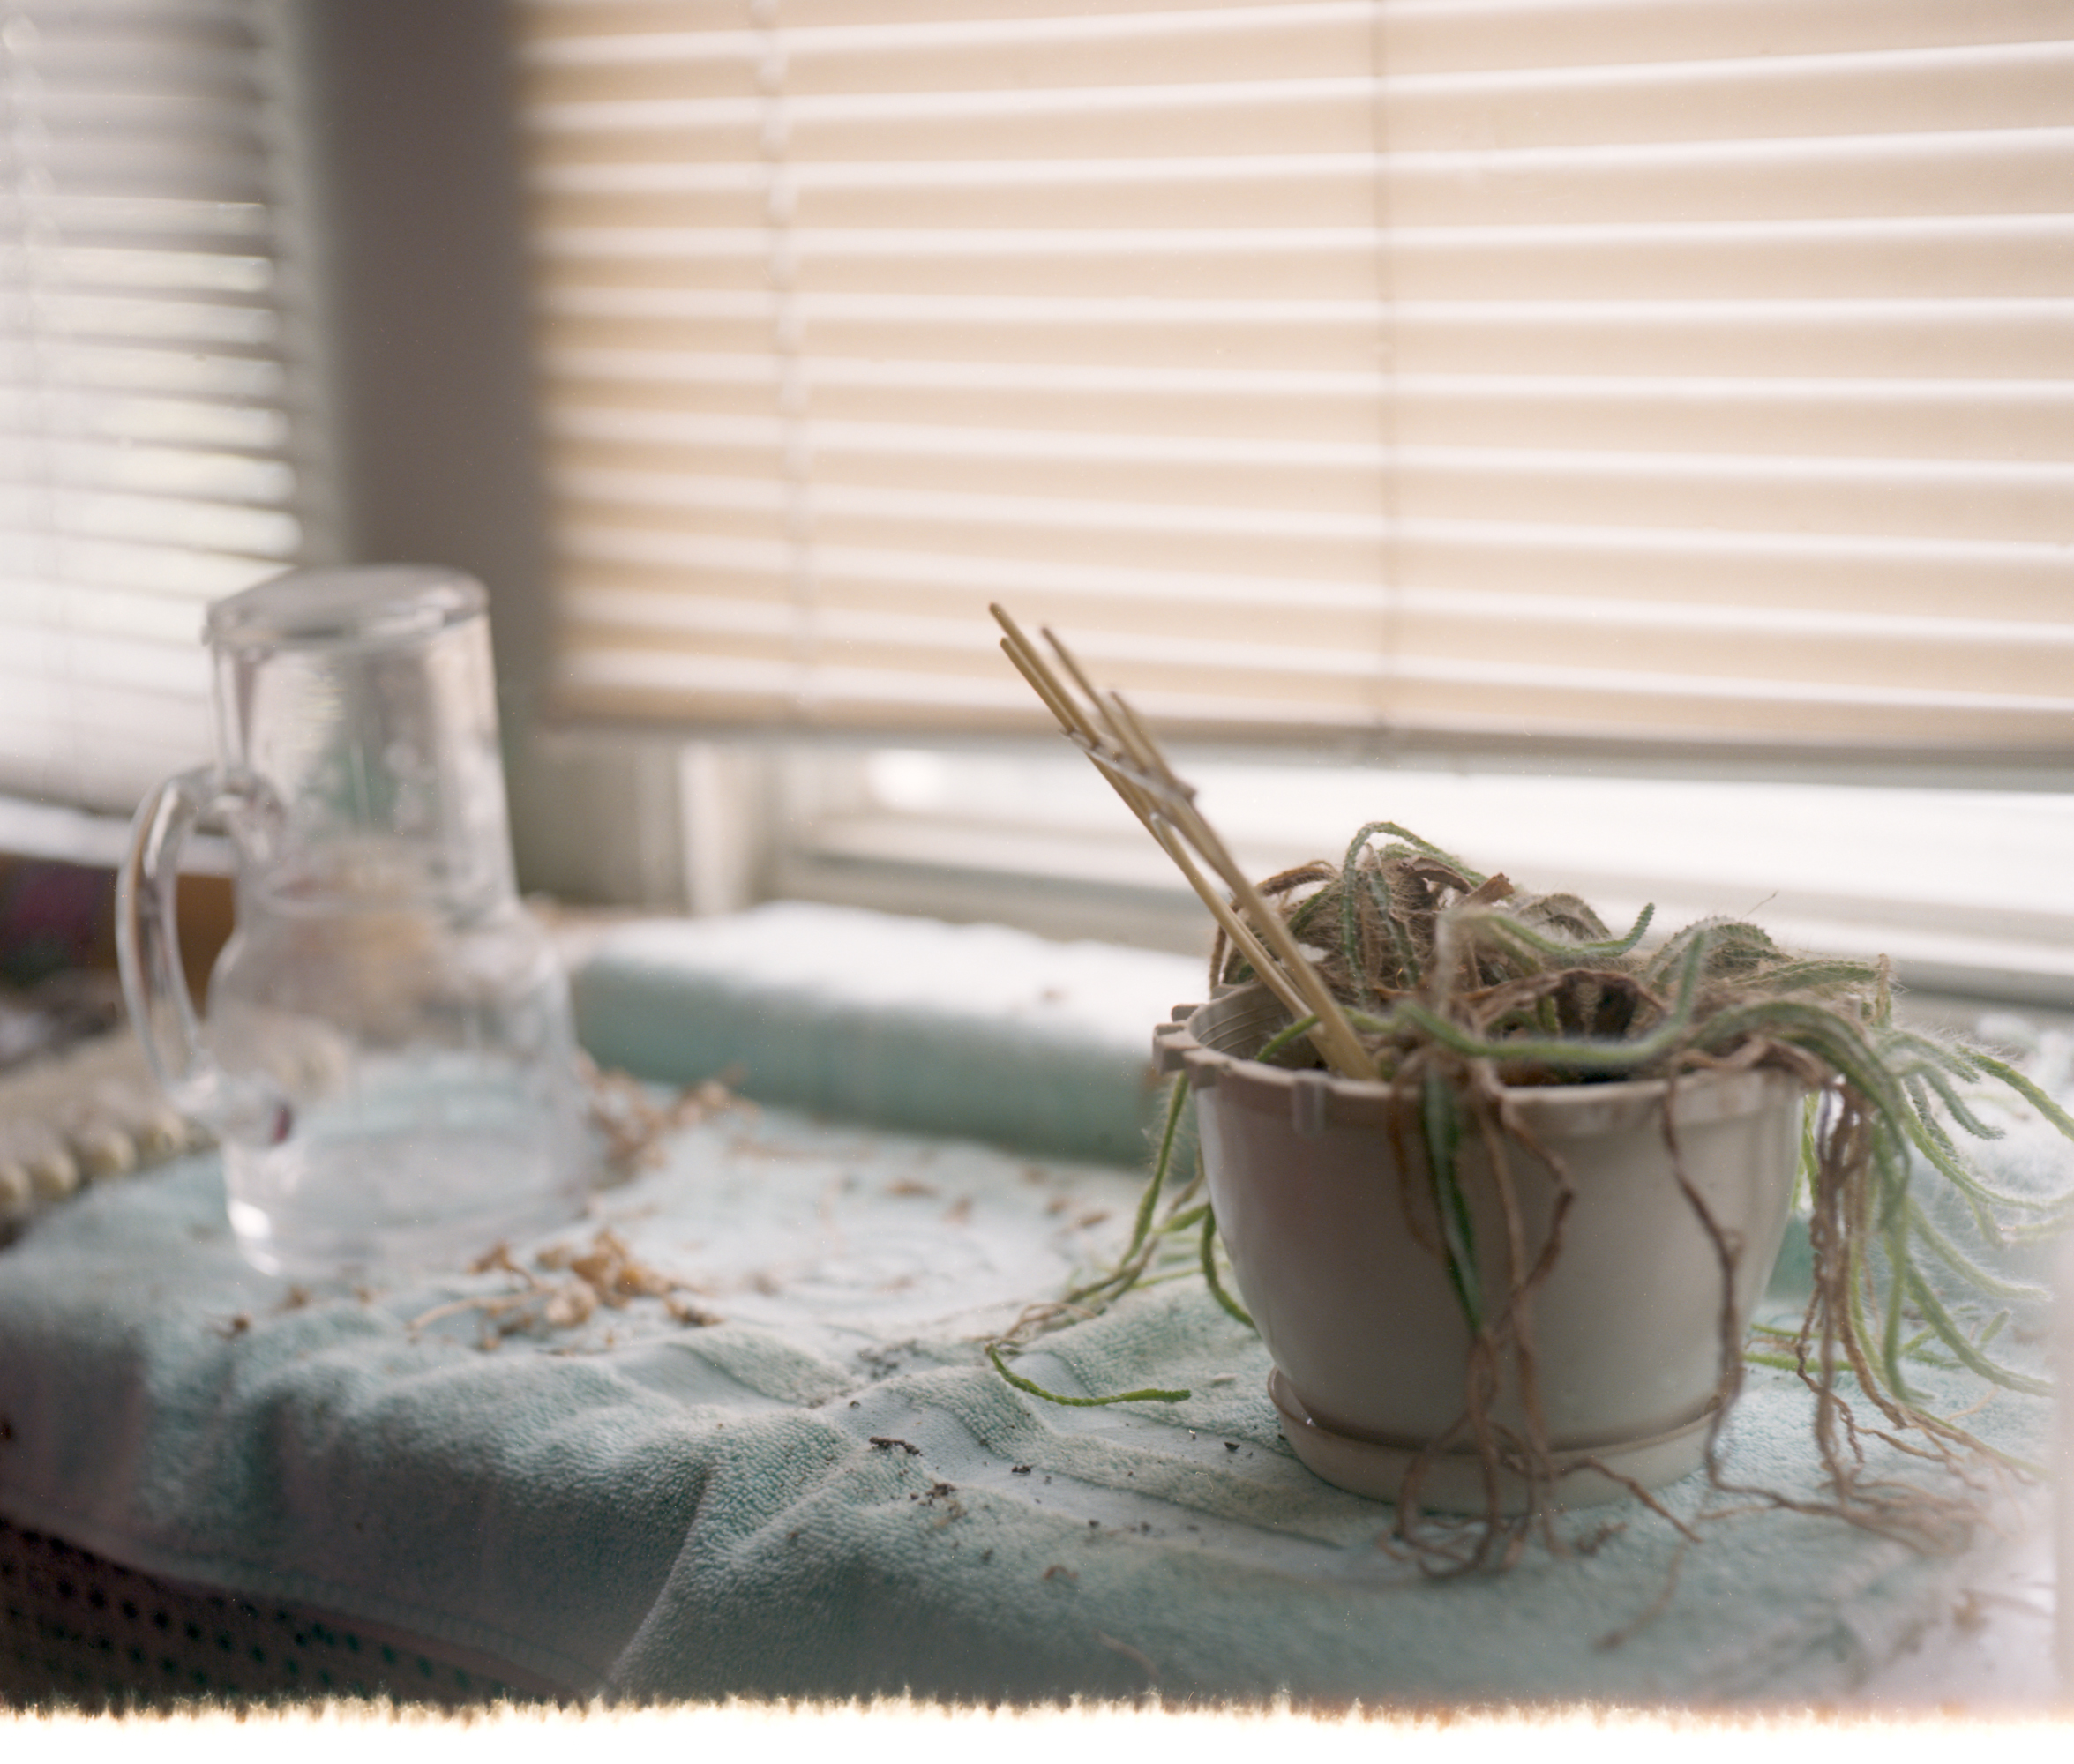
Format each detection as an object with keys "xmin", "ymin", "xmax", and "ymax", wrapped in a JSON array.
[{"xmin": 1156, "ymin": 990, "xmax": 1804, "ymax": 1512}]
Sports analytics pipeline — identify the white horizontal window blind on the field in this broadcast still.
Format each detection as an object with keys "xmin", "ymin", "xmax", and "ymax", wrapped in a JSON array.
[
  {"xmin": 519, "ymin": 0, "xmax": 2074, "ymax": 760},
  {"xmin": 0, "ymin": 0, "xmax": 307, "ymax": 816}
]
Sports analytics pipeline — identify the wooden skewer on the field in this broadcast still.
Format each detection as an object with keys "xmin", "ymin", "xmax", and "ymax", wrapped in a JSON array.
[
  {"xmin": 999, "ymin": 610, "xmax": 1337, "ymax": 1044},
  {"xmin": 1015, "ymin": 620, "xmax": 1348, "ymax": 1034},
  {"xmin": 993, "ymin": 624, "xmax": 1318, "ymax": 1028},
  {"xmin": 992, "ymin": 616, "xmax": 1307, "ymax": 1020},
  {"xmin": 997, "ymin": 632, "xmax": 1091, "ymax": 744},
  {"xmin": 1105, "ymin": 691, "xmax": 1318, "ymax": 984},
  {"xmin": 989, "ymin": 604, "xmax": 1375, "ymax": 1079},
  {"xmin": 1098, "ymin": 686, "xmax": 1374, "ymax": 1079},
  {"xmin": 1034, "ymin": 622, "xmax": 1369, "ymax": 1071},
  {"xmin": 992, "ymin": 606, "xmax": 1096, "ymax": 741},
  {"xmin": 1081, "ymin": 753, "xmax": 1315, "ymax": 1025},
  {"xmin": 1040, "ymin": 629, "xmax": 1142, "ymax": 763}
]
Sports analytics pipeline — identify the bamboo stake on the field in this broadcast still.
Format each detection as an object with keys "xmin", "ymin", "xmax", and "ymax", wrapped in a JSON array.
[
  {"xmin": 1034, "ymin": 621, "xmax": 1363, "ymax": 1062},
  {"xmin": 987, "ymin": 603, "xmax": 1375, "ymax": 1079},
  {"xmin": 1000, "ymin": 612, "xmax": 1322, "ymax": 1037},
  {"xmin": 992, "ymin": 613, "xmax": 1306, "ymax": 1020},
  {"xmin": 1097, "ymin": 684, "xmax": 1374, "ymax": 1079},
  {"xmin": 992, "ymin": 619, "xmax": 1318, "ymax": 1029}
]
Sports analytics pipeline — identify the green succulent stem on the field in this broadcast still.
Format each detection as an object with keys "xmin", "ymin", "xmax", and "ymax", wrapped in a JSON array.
[
  {"xmin": 986, "ymin": 1345, "xmax": 1189, "ymax": 1408},
  {"xmin": 1200, "ymin": 1207, "xmax": 1254, "ymax": 1330}
]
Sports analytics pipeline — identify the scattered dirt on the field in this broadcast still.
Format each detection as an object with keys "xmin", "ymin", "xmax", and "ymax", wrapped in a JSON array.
[{"xmin": 408, "ymin": 1227, "xmax": 719, "ymax": 1349}]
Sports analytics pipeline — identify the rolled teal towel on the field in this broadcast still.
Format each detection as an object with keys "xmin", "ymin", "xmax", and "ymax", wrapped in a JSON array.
[{"xmin": 571, "ymin": 903, "xmax": 1205, "ymax": 1164}]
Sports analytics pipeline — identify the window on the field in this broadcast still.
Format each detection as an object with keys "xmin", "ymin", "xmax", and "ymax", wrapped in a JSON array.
[
  {"xmin": 509, "ymin": 0, "xmax": 2074, "ymax": 1005},
  {"xmin": 0, "ymin": 0, "xmax": 315, "ymax": 822},
  {"xmin": 517, "ymin": 1, "xmax": 2071, "ymax": 759}
]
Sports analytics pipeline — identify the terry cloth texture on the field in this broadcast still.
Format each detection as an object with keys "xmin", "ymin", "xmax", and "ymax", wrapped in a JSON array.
[
  {"xmin": 0, "ymin": 906, "xmax": 2063, "ymax": 1706},
  {"xmin": 571, "ymin": 903, "xmax": 1203, "ymax": 1164}
]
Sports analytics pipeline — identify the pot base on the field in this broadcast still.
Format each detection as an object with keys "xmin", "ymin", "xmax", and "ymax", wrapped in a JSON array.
[{"xmin": 1268, "ymin": 1368, "xmax": 1713, "ymax": 1514}]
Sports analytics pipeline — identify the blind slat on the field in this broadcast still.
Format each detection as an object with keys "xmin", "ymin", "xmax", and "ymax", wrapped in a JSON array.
[
  {"xmin": 520, "ymin": 0, "xmax": 2069, "ymax": 75},
  {"xmin": 528, "ymin": 45, "xmax": 2074, "ymax": 157},
  {"xmin": 535, "ymin": 131, "xmax": 2074, "ymax": 233},
  {"xmin": 550, "ymin": 430, "xmax": 2071, "ymax": 545},
  {"xmin": 538, "ymin": 292, "xmax": 2074, "ymax": 380},
  {"xmin": 547, "ymin": 360, "xmax": 2073, "ymax": 460},
  {"xmin": 537, "ymin": 217, "xmax": 2074, "ymax": 303}
]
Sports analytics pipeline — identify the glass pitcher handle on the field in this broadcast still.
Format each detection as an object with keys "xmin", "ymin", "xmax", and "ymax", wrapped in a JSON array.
[{"xmin": 116, "ymin": 766, "xmax": 293, "ymax": 1148}]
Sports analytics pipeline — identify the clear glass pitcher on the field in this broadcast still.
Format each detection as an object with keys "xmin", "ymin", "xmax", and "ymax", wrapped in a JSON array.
[{"xmin": 117, "ymin": 564, "xmax": 588, "ymax": 1277}]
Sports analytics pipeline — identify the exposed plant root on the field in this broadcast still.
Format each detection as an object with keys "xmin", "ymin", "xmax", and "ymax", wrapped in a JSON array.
[
  {"xmin": 1595, "ymin": 1536, "xmax": 1693, "ymax": 1651},
  {"xmin": 1718, "ymin": 1085, "xmax": 2004, "ymax": 1554}
]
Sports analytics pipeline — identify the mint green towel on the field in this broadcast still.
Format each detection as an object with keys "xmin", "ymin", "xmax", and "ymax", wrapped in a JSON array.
[
  {"xmin": 572, "ymin": 903, "xmax": 1202, "ymax": 1163},
  {"xmin": 0, "ymin": 907, "xmax": 2060, "ymax": 1703},
  {"xmin": 0, "ymin": 1124, "xmax": 2053, "ymax": 1702}
]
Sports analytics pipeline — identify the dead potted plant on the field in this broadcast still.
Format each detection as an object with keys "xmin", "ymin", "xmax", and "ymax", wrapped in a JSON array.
[{"xmin": 984, "ymin": 606, "xmax": 2074, "ymax": 1568}]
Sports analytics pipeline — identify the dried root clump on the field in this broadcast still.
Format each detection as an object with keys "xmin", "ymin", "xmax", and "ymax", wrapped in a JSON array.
[
  {"xmin": 408, "ymin": 1228, "xmax": 721, "ymax": 1350},
  {"xmin": 1212, "ymin": 820, "xmax": 1892, "ymax": 1087},
  {"xmin": 580, "ymin": 1051, "xmax": 752, "ymax": 1180}
]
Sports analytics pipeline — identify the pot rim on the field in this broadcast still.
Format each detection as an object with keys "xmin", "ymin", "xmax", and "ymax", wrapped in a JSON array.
[{"xmin": 1155, "ymin": 1003, "xmax": 1808, "ymax": 1139}]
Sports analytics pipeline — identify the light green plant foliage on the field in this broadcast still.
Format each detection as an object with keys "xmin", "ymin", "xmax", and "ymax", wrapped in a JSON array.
[
  {"xmin": 985, "ymin": 1073, "xmax": 1218, "ymax": 1407},
  {"xmin": 985, "ymin": 1343, "xmax": 1188, "ymax": 1408},
  {"xmin": 989, "ymin": 820, "xmax": 2074, "ymax": 1534}
]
